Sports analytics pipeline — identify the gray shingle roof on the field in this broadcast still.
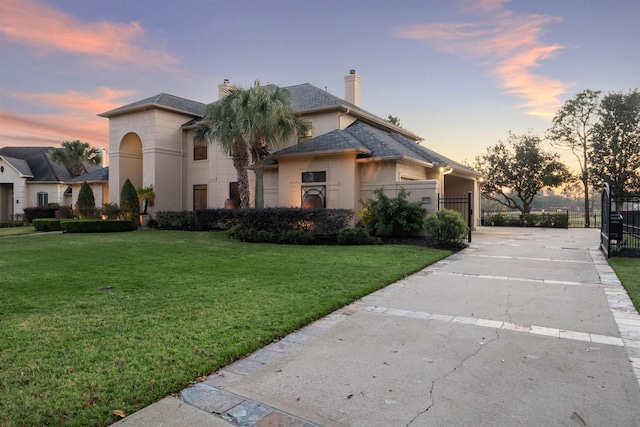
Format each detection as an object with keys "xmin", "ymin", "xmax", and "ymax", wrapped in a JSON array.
[
  {"xmin": 99, "ymin": 93, "xmax": 206, "ymax": 118},
  {"xmin": 66, "ymin": 167, "xmax": 109, "ymax": 183},
  {"xmin": 0, "ymin": 155, "xmax": 32, "ymax": 176},
  {"xmin": 270, "ymin": 121, "xmax": 480, "ymax": 176},
  {"xmin": 0, "ymin": 147, "xmax": 73, "ymax": 181}
]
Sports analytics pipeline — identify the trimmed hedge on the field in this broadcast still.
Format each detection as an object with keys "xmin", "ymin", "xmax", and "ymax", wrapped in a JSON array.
[
  {"xmin": 0, "ymin": 221, "xmax": 26, "ymax": 228},
  {"xmin": 61, "ymin": 220, "xmax": 135, "ymax": 233},
  {"xmin": 23, "ymin": 206, "xmax": 59, "ymax": 223},
  {"xmin": 156, "ymin": 208, "xmax": 354, "ymax": 235},
  {"xmin": 485, "ymin": 212, "xmax": 568, "ymax": 228},
  {"xmin": 336, "ymin": 227, "xmax": 383, "ymax": 245},
  {"xmin": 33, "ymin": 218, "xmax": 63, "ymax": 232}
]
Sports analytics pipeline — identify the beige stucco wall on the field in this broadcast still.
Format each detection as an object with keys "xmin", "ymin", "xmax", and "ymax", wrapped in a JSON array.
[
  {"xmin": 276, "ymin": 153, "xmax": 358, "ymax": 209},
  {"xmin": 0, "ymin": 159, "xmax": 24, "ymax": 220},
  {"xmin": 108, "ymin": 109, "xmax": 195, "ymax": 212}
]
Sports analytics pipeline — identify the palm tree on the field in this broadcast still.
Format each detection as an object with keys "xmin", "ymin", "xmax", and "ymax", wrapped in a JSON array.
[
  {"xmin": 194, "ymin": 87, "xmax": 251, "ymax": 208},
  {"xmin": 50, "ymin": 140, "xmax": 103, "ymax": 177},
  {"xmin": 244, "ymin": 81, "xmax": 310, "ymax": 208},
  {"xmin": 137, "ymin": 185, "xmax": 156, "ymax": 215}
]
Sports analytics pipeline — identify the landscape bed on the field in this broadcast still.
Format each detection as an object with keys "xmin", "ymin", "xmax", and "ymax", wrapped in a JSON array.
[{"xmin": 0, "ymin": 230, "xmax": 450, "ymax": 426}]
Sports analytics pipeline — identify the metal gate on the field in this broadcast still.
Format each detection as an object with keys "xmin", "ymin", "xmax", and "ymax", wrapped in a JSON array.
[
  {"xmin": 600, "ymin": 182, "xmax": 611, "ymax": 257},
  {"xmin": 438, "ymin": 191, "xmax": 472, "ymax": 243}
]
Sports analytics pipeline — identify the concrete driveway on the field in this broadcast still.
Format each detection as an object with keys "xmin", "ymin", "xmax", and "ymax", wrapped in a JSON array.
[{"xmin": 116, "ymin": 227, "xmax": 640, "ymax": 427}]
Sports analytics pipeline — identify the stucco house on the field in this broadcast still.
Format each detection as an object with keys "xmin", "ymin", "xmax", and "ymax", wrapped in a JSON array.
[
  {"xmin": 0, "ymin": 146, "xmax": 108, "ymax": 221},
  {"xmin": 99, "ymin": 71, "xmax": 482, "ymax": 227}
]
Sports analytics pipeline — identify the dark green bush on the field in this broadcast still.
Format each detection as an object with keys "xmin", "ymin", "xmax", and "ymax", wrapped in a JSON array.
[
  {"xmin": 120, "ymin": 179, "xmax": 140, "ymax": 226},
  {"xmin": 337, "ymin": 227, "xmax": 382, "ymax": 245},
  {"xmin": 32, "ymin": 219, "xmax": 62, "ymax": 232},
  {"xmin": 23, "ymin": 206, "xmax": 59, "ymax": 223},
  {"xmin": 77, "ymin": 182, "xmax": 96, "ymax": 218},
  {"xmin": 359, "ymin": 188, "xmax": 424, "ymax": 236},
  {"xmin": 156, "ymin": 211, "xmax": 197, "ymax": 230},
  {"xmin": 485, "ymin": 211, "xmax": 568, "ymax": 228},
  {"xmin": 55, "ymin": 205, "xmax": 75, "ymax": 219},
  {"xmin": 0, "ymin": 221, "xmax": 26, "ymax": 228},
  {"xmin": 100, "ymin": 202, "xmax": 121, "ymax": 220},
  {"xmin": 424, "ymin": 209, "xmax": 468, "ymax": 248},
  {"xmin": 227, "ymin": 225, "xmax": 316, "ymax": 244},
  {"xmin": 61, "ymin": 220, "xmax": 135, "ymax": 233}
]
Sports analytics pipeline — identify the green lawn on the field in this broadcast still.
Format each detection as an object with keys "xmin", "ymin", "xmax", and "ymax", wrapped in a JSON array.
[
  {"xmin": 609, "ymin": 256, "xmax": 640, "ymax": 312},
  {"xmin": 0, "ymin": 226, "xmax": 36, "ymax": 237},
  {"xmin": 0, "ymin": 231, "xmax": 450, "ymax": 426}
]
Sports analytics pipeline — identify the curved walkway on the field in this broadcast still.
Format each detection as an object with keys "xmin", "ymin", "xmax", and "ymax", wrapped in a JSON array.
[{"xmin": 116, "ymin": 227, "xmax": 640, "ymax": 427}]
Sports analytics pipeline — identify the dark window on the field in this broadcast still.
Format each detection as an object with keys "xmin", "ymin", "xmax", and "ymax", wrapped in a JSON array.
[
  {"xmin": 37, "ymin": 192, "xmax": 48, "ymax": 207},
  {"xmin": 229, "ymin": 182, "xmax": 240, "ymax": 203},
  {"xmin": 194, "ymin": 139, "xmax": 208, "ymax": 161},
  {"xmin": 302, "ymin": 171, "xmax": 326, "ymax": 183},
  {"xmin": 193, "ymin": 184, "xmax": 207, "ymax": 210}
]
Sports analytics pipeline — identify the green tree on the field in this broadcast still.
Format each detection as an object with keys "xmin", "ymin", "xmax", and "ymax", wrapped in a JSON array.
[
  {"xmin": 474, "ymin": 132, "xmax": 571, "ymax": 214},
  {"xmin": 120, "ymin": 178, "xmax": 140, "ymax": 226},
  {"xmin": 76, "ymin": 182, "xmax": 95, "ymax": 218},
  {"xmin": 50, "ymin": 140, "xmax": 102, "ymax": 177},
  {"xmin": 137, "ymin": 185, "xmax": 155, "ymax": 215},
  {"xmin": 387, "ymin": 114, "xmax": 402, "ymax": 127},
  {"xmin": 590, "ymin": 89, "xmax": 640, "ymax": 209},
  {"xmin": 244, "ymin": 81, "xmax": 311, "ymax": 208},
  {"xmin": 546, "ymin": 89, "xmax": 601, "ymax": 227},
  {"xmin": 195, "ymin": 86, "xmax": 251, "ymax": 208}
]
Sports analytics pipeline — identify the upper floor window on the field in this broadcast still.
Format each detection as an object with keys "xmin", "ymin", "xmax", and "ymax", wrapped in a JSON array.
[
  {"xmin": 194, "ymin": 138, "xmax": 208, "ymax": 161},
  {"xmin": 37, "ymin": 192, "xmax": 48, "ymax": 207},
  {"xmin": 298, "ymin": 125, "xmax": 312, "ymax": 143}
]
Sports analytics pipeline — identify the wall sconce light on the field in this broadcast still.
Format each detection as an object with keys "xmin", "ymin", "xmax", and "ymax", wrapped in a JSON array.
[{"xmin": 16, "ymin": 200, "xmax": 19, "ymax": 204}]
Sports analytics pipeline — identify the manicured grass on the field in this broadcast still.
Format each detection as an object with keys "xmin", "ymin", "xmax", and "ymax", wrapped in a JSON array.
[
  {"xmin": 609, "ymin": 256, "xmax": 640, "ymax": 312},
  {"xmin": 0, "ymin": 231, "xmax": 450, "ymax": 426},
  {"xmin": 0, "ymin": 226, "xmax": 36, "ymax": 237}
]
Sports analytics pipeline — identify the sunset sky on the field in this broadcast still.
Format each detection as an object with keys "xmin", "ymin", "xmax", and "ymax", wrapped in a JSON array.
[{"xmin": 1, "ymin": 0, "xmax": 638, "ymax": 172}]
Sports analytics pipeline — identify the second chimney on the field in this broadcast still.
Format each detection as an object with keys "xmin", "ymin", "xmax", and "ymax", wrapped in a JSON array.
[
  {"xmin": 218, "ymin": 79, "xmax": 232, "ymax": 100},
  {"xmin": 344, "ymin": 69, "xmax": 361, "ymax": 107}
]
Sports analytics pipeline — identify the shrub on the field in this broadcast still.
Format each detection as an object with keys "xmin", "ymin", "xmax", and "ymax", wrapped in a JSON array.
[
  {"xmin": 120, "ymin": 178, "xmax": 140, "ymax": 226},
  {"xmin": 0, "ymin": 221, "xmax": 26, "ymax": 228},
  {"xmin": 55, "ymin": 205, "xmax": 75, "ymax": 219},
  {"xmin": 337, "ymin": 227, "xmax": 383, "ymax": 245},
  {"xmin": 23, "ymin": 206, "xmax": 59, "ymax": 223},
  {"xmin": 32, "ymin": 218, "xmax": 62, "ymax": 232},
  {"xmin": 101, "ymin": 202, "xmax": 121, "ymax": 220},
  {"xmin": 156, "ymin": 211, "xmax": 197, "ymax": 230},
  {"xmin": 359, "ymin": 188, "xmax": 424, "ymax": 236},
  {"xmin": 424, "ymin": 209, "xmax": 468, "ymax": 248},
  {"xmin": 61, "ymin": 220, "xmax": 135, "ymax": 233},
  {"xmin": 227, "ymin": 225, "xmax": 316, "ymax": 244},
  {"xmin": 77, "ymin": 182, "xmax": 96, "ymax": 218}
]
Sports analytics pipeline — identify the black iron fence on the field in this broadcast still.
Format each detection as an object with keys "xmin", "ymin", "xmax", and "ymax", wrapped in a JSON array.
[
  {"xmin": 481, "ymin": 209, "xmax": 602, "ymax": 229},
  {"xmin": 601, "ymin": 182, "xmax": 640, "ymax": 258}
]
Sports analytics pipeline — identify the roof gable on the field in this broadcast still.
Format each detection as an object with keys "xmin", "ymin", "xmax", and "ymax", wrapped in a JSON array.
[
  {"xmin": 0, "ymin": 146, "xmax": 73, "ymax": 182},
  {"xmin": 0, "ymin": 155, "xmax": 33, "ymax": 176},
  {"xmin": 99, "ymin": 93, "xmax": 206, "ymax": 118}
]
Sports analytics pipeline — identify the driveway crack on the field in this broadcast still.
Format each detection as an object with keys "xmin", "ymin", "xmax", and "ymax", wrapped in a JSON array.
[{"xmin": 406, "ymin": 331, "xmax": 500, "ymax": 426}]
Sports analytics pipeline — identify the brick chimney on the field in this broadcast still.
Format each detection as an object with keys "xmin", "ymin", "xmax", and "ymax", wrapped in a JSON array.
[
  {"xmin": 344, "ymin": 69, "xmax": 361, "ymax": 107},
  {"xmin": 218, "ymin": 79, "xmax": 232, "ymax": 99}
]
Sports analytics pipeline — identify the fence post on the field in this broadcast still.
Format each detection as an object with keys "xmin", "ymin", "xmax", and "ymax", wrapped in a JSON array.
[{"xmin": 467, "ymin": 191, "xmax": 472, "ymax": 243}]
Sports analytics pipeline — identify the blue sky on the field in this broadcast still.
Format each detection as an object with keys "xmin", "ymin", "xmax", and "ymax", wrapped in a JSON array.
[{"xmin": 1, "ymin": 0, "xmax": 638, "ymax": 170}]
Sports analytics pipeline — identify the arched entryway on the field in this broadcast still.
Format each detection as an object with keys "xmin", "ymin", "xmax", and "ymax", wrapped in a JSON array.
[{"xmin": 119, "ymin": 132, "xmax": 143, "ymax": 191}]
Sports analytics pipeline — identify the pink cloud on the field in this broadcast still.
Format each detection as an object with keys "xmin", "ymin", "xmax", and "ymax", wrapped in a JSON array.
[
  {"xmin": 0, "ymin": 87, "xmax": 136, "ymax": 159},
  {"xmin": 394, "ymin": 0, "xmax": 566, "ymax": 118},
  {"xmin": 0, "ymin": 0, "xmax": 177, "ymax": 69}
]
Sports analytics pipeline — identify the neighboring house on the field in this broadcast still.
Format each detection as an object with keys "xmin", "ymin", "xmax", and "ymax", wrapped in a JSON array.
[
  {"xmin": 0, "ymin": 146, "xmax": 108, "ymax": 221},
  {"xmin": 99, "ymin": 71, "xmax": 483, "ymax": 227}
]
